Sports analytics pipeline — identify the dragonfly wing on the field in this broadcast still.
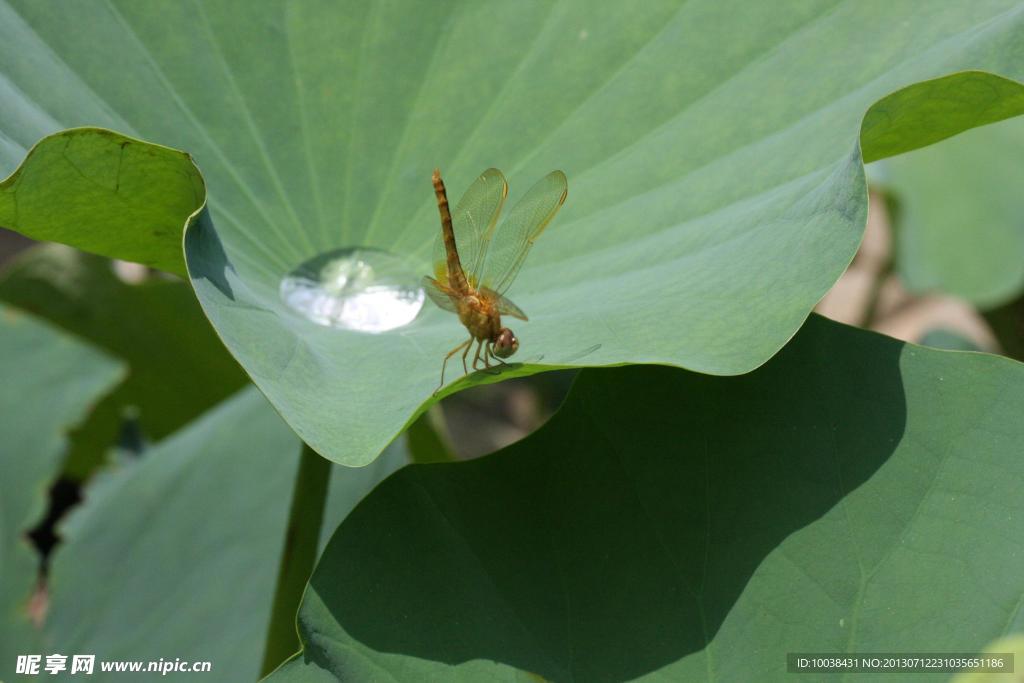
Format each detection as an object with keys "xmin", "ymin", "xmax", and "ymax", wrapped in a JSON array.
[
  {"xmin": 432, "ymin": 168, "xmax": 508, "ymax": 286},
  {"xmin": 479, "ymin": 170, "xmax": 567, "ymax": 295},
  {"xmin": 422, "ymin": 276, "xmax": 458, "ymax": 314},
  {"xmin": 484, "ymin": 287, "xmax": 528, "ymax": 321}
]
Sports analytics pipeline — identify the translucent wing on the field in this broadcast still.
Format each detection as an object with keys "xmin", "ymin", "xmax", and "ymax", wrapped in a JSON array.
[
  {"xmin": 483, "ymin": 287, "xmax": 528, "ymax": 321},
  {"xmin": 479, "ymin": 170, "xmax": 567, "ymax": 295},
  {"xmin": 432, "ymin": 168, "xmax": 508, "ymax": 286},
  {"xmin": 421, "ymin": 276, "xmax": 458, "ymax": 314}
]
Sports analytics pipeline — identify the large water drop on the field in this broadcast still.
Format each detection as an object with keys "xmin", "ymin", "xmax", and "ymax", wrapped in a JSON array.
[{"xmin": 279, "ymin": 248, "xmax": 424, "ymax": 332}]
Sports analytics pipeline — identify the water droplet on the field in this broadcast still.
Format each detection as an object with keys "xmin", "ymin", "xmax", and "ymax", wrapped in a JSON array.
[{"xmin": 279, "ymin": 248, "xmax": 424, "ymax": 333}]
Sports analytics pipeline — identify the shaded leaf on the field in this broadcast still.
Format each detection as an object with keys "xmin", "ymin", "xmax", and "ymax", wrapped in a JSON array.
[
  {"xmin": 0, "ymin": 304, "xmax": 123, "ymax": 673},
  {"xmin": 42, "ymin": 389, "xmax": 300, "ymax": 681},
  {"xmin": 317, "ymin": 441, "xmax": 409, "ymax": 556},
  {"xmin": 41, "ymin": 387, "xmax": 407, "ymax": 682},
  {"xmin": 0, "ymin": 244, "xmax": 248, "ymax": 478},
  {"xmin": 272, "ymin": 316, "xmax": 1024, "ymax": 682}
]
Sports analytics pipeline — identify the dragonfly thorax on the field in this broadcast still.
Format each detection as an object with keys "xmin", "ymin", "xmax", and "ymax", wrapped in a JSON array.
[{"xmin": 456, "ymin": 292, "xmax": 500, "ymax": 341}]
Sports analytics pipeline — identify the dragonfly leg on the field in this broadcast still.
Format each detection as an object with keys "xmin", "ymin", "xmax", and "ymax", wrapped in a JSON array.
[
  {"xmin": 434, "ymin": 338, "xmax": 472, "ymax": 395},
  {"xmin": 487, "ymin": 344, "xmax": 509, "ymax": 367},
  {"xmin": 480, "ymin": 342, "xmax": 502, "ymax": 375},
  {"xmin": 472, "ymin": 338, "xmax": 485, "ymax": 371},
  {"xmin": 461, "ymin": 336, "xmax": 474, "ymax": 375}
]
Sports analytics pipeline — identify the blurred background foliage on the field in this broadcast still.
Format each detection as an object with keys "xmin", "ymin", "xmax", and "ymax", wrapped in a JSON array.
[{"xmin": 0, "ymin": 245, "xmax": 247, "ymax": 479}]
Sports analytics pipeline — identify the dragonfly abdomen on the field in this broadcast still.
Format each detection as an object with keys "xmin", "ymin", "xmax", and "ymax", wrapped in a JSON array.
[{"xmin": 432, "ymin": 169, "xmax": 469, "ymax": 292}]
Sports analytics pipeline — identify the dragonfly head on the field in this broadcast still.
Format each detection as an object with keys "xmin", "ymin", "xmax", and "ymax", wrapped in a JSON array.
[{"xmin": 493, "ymin": 328, "xmax": 519, "ymax": 359}]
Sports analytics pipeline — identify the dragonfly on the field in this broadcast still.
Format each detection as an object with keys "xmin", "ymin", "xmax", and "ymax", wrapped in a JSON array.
[{"xmin": 423, "ymin": 167, "xmax": 568, "ymax": 393}]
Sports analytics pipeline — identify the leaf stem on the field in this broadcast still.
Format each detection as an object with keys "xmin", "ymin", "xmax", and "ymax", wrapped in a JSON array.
[
  {"xmin": 407, "ymin": 405, "xmax": 457, "ymax": 463},
  {"xmin": 859, "ymin": 255, "xmax": 893, "ymax": 329},
  {"xmin": 259, "ymin": 443, "xmax": 331, "ymax": 676}
]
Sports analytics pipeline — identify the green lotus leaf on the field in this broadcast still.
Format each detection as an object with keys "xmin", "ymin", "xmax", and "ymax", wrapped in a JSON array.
[
  {"xmin": 0, "ymin": 129, "xmax": 201, "ymax": 276},
  {"xmin": 0, "ymin": 244, "xmax": 248, "ymax": 478},
  {"xmin": 40, "ymin": 387, "xmax": 407, "ymax": 682},
  {"xmin": 953, "ymin": 636, "xmax": 1024, "ymax": 683},
  {"xmin": 0, "ymin": 304, "xmax": 123, "ymax": 672},
  {"xmin": 2, "ymin": 3, "xmax": 1024, "ymax": 464},
  {"xmin": 879, "ymin": 114, "xmax": 1024, "ymax": 307},
  {"xmin": 271, "ymin": 316, "xmax": 1024, "ymax": 682}
]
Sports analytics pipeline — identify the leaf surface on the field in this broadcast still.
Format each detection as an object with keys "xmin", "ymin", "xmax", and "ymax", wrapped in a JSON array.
[
  {"xmin": 0, "ymin": 304, "xmax": 123, "ymax": 674},
  {"xmin": 2, "ymin": 3, "xmax": 1024, "ymax": 463},
  {"xmin": 41, "ymin": 387, "xmax": 408, "ymax": 682},
  {"xmin": 272, "ymin": 316, "xmax": 1024, "ymax": 682},
  {"xmin": 0, "ymin": 244, "xmax": 248, "ymax": 477}
]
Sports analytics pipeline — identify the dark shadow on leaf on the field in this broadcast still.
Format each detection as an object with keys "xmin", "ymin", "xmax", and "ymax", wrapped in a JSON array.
[
  {"xmin": 185, "ymin": 207, "xmax": 234, "ymax": 300},
  {"xmin": 300, "ymin": 316, "xmax": 905, "ymax": 682}
]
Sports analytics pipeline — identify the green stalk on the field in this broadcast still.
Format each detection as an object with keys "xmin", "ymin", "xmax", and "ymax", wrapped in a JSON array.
[
  {"xmin": 259, "ymin": 443, "xmax": 331, "ymax": 677},
  {"xmin": 407, "ymin": 405, "xmax": 457, "ymax": 463},
  {"xmin": 859, "ymin": 256, "xmax": 894, "ymax": 329}
]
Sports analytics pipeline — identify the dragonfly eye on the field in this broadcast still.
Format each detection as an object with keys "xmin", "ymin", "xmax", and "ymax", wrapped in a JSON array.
[{"xmin": 493, "ymin": 328, "xmax": 519, "ymax": 358}]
